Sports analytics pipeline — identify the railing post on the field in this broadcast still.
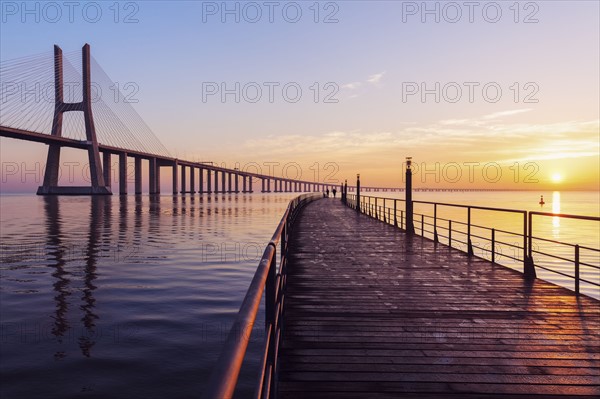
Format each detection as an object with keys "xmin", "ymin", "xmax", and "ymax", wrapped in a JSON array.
[
  {"xmin": 524, "ymin": 212, "xmax": 536, "ymax": 279},
  {"xmin": 575, "ymin": 244, "xmax": 580, "ymax": 295},
  {"xmin": 394, "ymin": 200, "xmax": 398, "ymax": 227},
  {"xmin": 405, "ymin": 158, "xmax": 414, "ymax": 235},
  {"xmin": 467, "ymin": 207, "xmax": 474, "ymax": 256},
  {"xmin": 449, "ymin": 220, "xmax": 452, "ymax": 248},
  {"xmin": 491, "ymin": 228, "xmax": 496, "ymax": 264},
  {"xmin": 375, "ymin": 197, "xmax": 378, "ymax": 219},
  {"xmin": 421, "ymin": 214, "xmax": 424, "ymax": 236}
]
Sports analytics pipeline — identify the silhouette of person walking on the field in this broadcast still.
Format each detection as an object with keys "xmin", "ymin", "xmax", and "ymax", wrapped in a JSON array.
[
  {"xmin": 332, "ymin": 188, "xmax": 337, "ymax": 198},
  {"xmin": 326, "ymin": 188, "xmax": 330, "ymax": 197}
]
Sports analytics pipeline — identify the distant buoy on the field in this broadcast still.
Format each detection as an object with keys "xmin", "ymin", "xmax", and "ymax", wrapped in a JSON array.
[{"xmin": 539, "ymin": 195, "xmax": 545, "ymax": 206}]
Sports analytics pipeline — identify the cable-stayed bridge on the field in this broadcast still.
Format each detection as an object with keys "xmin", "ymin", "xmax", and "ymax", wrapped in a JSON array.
[{"xmin": 0, "ymin": 44, "xmax": 377, "ymax": 195}]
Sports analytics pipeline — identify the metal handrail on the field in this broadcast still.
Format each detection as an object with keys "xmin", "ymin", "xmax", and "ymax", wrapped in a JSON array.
[
  {"xmin": 528, "ymin": 212, "xmax": 600, "ymax": 293},
  {"xmin": 204, "ymin": 193, "xmax": 322, "ymax": 399},
  {"xmin": 345, "ymin": 193, "xmax": 599, "ymax": 295}
]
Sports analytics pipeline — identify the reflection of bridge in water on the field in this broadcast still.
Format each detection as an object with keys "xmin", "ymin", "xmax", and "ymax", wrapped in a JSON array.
[{"xmin": 43, "ymin": 196, "xmax": 105, "ymax": 358}]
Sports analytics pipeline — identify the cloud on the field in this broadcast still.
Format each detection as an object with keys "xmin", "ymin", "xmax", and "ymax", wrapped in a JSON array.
[
  {"xmin": 240, "ymin": 114, "xmax": 599, "ymax": 166},
  {"xmin": 367, "ymin": 72, "xmax": 385, "ymax": 84},
  {"xmin": 341, "ymin": 72, "xmax": 386, "ymax": 95},
  {"xmin": 482, "ymin": 109, "xmax": 533, "ymax": 120},
  {"xmin": 341, "ymin": 82, "xmax": 361, "ymax": 90}
]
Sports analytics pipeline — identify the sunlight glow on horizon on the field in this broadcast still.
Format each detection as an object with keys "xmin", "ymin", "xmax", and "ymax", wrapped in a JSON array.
[{"xmin": 551, "ymin": 173, "xmax": 564, "ymax": 184}]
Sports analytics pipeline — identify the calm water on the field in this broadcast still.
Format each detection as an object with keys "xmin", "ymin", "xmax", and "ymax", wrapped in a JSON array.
[
  {"xmin": 0, "ymin": 194, "xmax": 298, "ymax": 398},
  {"xmin": 1, "ymin": 191, "xmax": 599, "ymax": 398}
]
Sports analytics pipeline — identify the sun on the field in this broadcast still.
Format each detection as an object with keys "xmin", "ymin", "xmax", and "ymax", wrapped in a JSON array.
[{"xmin": 551, "ymin": 173, "xmax": 563, "ymax": 183}]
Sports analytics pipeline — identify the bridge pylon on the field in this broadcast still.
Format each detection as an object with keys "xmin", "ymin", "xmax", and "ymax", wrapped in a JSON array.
[{"xmin": 37, "ymin": 44, "xmax": 111, "ymax": 195}]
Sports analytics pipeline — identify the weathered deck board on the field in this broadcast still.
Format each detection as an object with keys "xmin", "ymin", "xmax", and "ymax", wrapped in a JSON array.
[{"xmin": 277, "ymin": 199, "xmax": 600, "ymax": 398}]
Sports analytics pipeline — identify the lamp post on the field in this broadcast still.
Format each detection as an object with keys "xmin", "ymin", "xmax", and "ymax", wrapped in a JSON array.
[
  {"xmin": 405, "ymin": 157, "xmax": 414, "ymax": 234},
  {"xmin": 356, "ymin": 173, "xmax": 361, "ymax": 212}
]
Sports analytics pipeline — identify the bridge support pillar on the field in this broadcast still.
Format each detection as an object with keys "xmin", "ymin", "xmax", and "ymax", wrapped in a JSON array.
[
  {"xmin": 214, "ymin": 170, "xmax": 219, "ymax": 193},
  {"xmin": 228, "ymin": 173, "xmax": 232, "ymax": 193},
  {"xmin": 180, "ymin": 165, "xmax": 187, "ymax": 193},
  {"xmin": 149, "ymin": 158, "xmax": 158, "ymax": 194},
  {"xmin": 234, "ymin": 174, "xmax": 239, "ymax": 193},
  {"xmin": 155, "ymin": 163, "xmax": 161, "ymax": 194},
  {"xmin": 190, "ymin": 167, "xmax": 196, "ymax": 193},
  {"xmin": 103, "ymin": 152, "xmax": 112, "ymax": 189},
  {"xmin": 249, "ymin": 177, "xmax": 253, "ymax": 193},
  {"xmin": 37, "ymin": 44, "xmax": 110, "ymax": 195},
  {"xmin": 199, "ymin": 168, "xmax": 204, "ymax": 194},
  {"xmin": 135, "ymin": 157, "xmax": 142, "ymax": 194},
  {"xmin": 207, "ymin": 169, "xmax": 212, "ymax": 193},
  {"xmin": 119, "ymin": 153, "xmax": 128, "ymax": 195},
  {"xmin": 172, "ymin": 161, "xmax": 178, "ymax": 194}
]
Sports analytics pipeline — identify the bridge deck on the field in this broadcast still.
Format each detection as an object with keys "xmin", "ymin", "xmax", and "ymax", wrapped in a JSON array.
[{"xmin": 278, "ymin": 199, "xmax": 600, "ymax": 398}]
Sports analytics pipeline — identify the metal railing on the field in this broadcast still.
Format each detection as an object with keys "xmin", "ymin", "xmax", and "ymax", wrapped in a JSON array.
[
  {"xmin": 346, "ymin": 194, "xmax": 599, "ymax": 294},
  {"xmin": 204, "ymin": 193, "xmax": 322, "ymax": 399},
  {"xmin": 528, "ymin": 212, "xmax": 600, "ymax": 294}
]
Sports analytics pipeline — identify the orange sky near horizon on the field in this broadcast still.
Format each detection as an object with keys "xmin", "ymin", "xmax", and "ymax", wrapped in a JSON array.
[{"xmin": 1, "ymin": 1, "xmax": 599, "ymax": 193}]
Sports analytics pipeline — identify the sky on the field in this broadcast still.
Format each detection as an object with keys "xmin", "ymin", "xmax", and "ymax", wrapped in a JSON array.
[{"xmin": 1, "ymin": 0, "xmax": 599, "ymax": 192}]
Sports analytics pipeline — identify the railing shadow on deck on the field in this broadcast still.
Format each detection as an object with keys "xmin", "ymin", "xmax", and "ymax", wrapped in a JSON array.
[
  {"xmin": 346, "ymin": 194, "xmax": 600, "ymax": 298},
  {"xmin": 204, "ymin": 193, "xmax": 322, "ymax": 399}
]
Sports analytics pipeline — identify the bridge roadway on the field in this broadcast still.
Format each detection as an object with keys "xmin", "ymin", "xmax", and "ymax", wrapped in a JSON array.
[{"xmin": 278, "ymin": 199, "xmax": 600, "ymax": 398}]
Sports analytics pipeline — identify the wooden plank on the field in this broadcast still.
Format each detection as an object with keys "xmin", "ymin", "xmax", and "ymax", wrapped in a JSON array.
[{"xmin": 277, "ymin": 199, "xmax": 600, "ymax": 397}]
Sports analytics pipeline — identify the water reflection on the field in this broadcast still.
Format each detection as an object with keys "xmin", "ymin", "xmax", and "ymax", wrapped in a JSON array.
[
  {"xmin": 79, "ymin": 197, "xmax": 106, "ymax": 357},
  {"xmin": 43, "ymin": 196, "xmax": 102, "ymax": 358},
  {"xmin": 552, "ymin": 191, "xmax": 561, "ymax": 232},
  {"xmin": 43, "ymin": 197, "xmax": 70, "ymax": 356}
]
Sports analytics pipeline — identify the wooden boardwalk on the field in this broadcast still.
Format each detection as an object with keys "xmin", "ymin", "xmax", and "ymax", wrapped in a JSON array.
[{"xmin": 277, "ymin": 199, "xmax": 600, "ymax": 398}]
